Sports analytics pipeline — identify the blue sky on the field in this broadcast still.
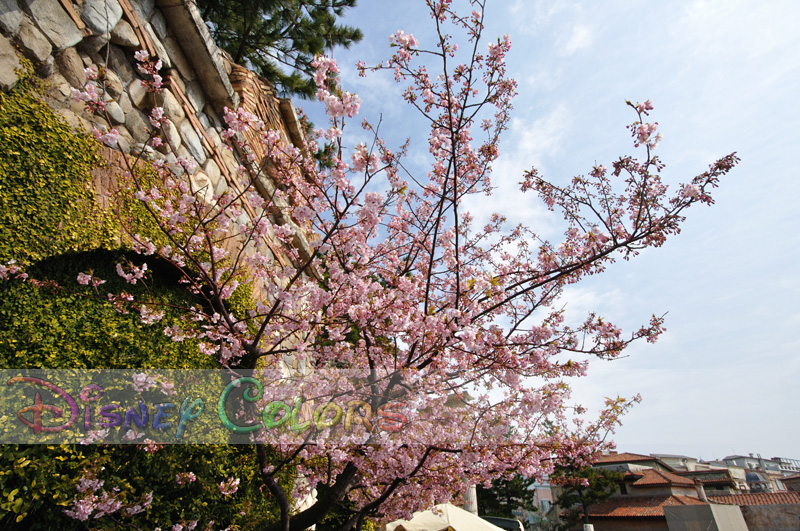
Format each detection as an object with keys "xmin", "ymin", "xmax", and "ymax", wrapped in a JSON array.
[{"xmin": 294, "ymin": 0, "xmax": 800, "ymax": 461}]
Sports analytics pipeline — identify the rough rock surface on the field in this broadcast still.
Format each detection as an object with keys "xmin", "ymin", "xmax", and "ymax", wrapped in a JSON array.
[
  {"xmin": 185, "ymin": 79, "xmax": 207, "ymax": 113},
  {"xmin": 144, "ymin": 21, "xmax": 171, "ymax": 68},
  {"xmin": 16, "ymin": 17, "xmax": 53, "ymax": 63},
  {"xmin": 104, "ymin": 68, "xmax": 123, "ymax": 97},
  {"xmin": 55, "ymin": 107, "xmax": 92, "ymax": 133},
  {"xmin": 130, "ymin": 0, "xmax": 153, "ymax": 22},
  {"xmin": 22, "ymin": 0, "xmax": 82, "ymax": 51},
  {"xmin": 125, "ymin": 107, "xmax": 152, "ymax": 144},
  {"xmin": 161, "ymin": 88, "xmax": 184, "ymax": 120},
  {"xmin": 80, "ymin": 0, "xmax": 123, "ymax": 35},
  {"xmin": 0, "ymin": 0, "xmax": 23, "ymax": 35},
  {"xmin": 55, "ymin": 47, "xmax": 86, "ymax": 88},
  {"xmin": 162, "ymin": 118, "xmax": 182, "ymax": 149},
  {"xmin": 77, "ymin": 33, "xmax": 109, "ymax": 54},
  {"xmin": 203, "ymin": 158, "xmax": 221, "ymax": 187},
  {"xmin": 105, "ymin": 100, "xmax": 125, "ymax": 124},
  {"xmin": 128, "ymin": 76, "xmax": 152, "ymax": 108},
  {"xmin": 110, "ymin": 18, "xmax": 139, "ymax": 48},
  {"xmin": 163, "ymin": 35, "xmax": 193, "ymax": 82},
  {"xmin": 105, "ymin": 43, "xmax": 136, "ymax": 82},
  {"xmin": 149, "ymin": 10, "xmax": 166, "ymax": 40},
  {"xmin": 178, "ymin": 119, "xmax": 205, "ymax": 164},
  {"xmin": 0, "ymin": 34, "xmax": 20, "ymax": 91}
]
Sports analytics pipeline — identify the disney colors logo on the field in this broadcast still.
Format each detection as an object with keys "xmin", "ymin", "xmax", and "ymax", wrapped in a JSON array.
[{"xmin": 3, "ymin": 371, "xmax": 409, "ymax": 444}]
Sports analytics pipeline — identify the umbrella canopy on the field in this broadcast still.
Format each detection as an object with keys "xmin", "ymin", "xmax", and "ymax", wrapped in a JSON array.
[{"xmin": 387, "ymin": 503, "xmax": 506, "ymax": 531}]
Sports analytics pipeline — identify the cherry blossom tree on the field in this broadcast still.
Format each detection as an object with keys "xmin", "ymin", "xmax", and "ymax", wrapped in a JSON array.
[{"xmin": 27, "ymin": 0, "xmax": 738, "ymax": 529}]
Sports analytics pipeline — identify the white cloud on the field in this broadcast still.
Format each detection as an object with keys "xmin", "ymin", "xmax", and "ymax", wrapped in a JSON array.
[
  {"xmin": 503, "ymin": 102, "xmax": 570, "ymax": 175},
  {"xmin": 460, "ymin": 102, "xmax": 571, "ymax": 235},
  {"xmin": 561, "ymin": 24, "xmax": 594, "ymax": 55},
  {"xmin": 301, "ymin": 0, "xmax": 800, "ymax": 459},
  {"xmin": 508, "ymin": 0, "xmax": 572, "ymax": 34}
]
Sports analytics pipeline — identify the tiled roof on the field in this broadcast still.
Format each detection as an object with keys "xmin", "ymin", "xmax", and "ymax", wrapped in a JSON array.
[
  {"xmin": 632, "ymin": 469, "xmax": 695, "ymax": 487},
  {"xmin": 594, "ymin": 452, "xmax": 654, "ymax": 464},
  {"xmin": 588, "ymin": 495, "xmax": 707, "ymax": 518},
  {"xmin": 710, "ymin": 492, "xmax": 800, "ymax": 506}
]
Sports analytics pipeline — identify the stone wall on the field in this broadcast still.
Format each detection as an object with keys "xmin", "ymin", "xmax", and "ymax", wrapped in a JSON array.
[
  {"xmin": 740, "ymin": 504, "xmax": 800, "ymax": 531},
  {"xmin": 1, "ymin": 0, "xmax": 308, "ymax": 266}
]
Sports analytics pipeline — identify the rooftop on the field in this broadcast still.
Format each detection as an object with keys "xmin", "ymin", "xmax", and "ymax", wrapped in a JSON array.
[
  {"xmin": 631, "ymin": 469, "xmax": 695, "ymax": 488},
  {"xmin": 709, "ymin": 492, "xmax": 800, "ymax": 506},
  {"xmin": 650, "ymin": 453, "xmax": 696, "ymax": 460},
  {"xmin": 588, "ymin": 495, "xmax": 707, "ymax": 518},
  {"xmin": 594, "ymin": 452, "xmax": 655, "ymax": 465}
]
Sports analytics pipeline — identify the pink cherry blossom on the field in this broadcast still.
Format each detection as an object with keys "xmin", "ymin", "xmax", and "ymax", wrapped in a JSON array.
[
  {"xmin": 49, "ymin": 1, "xmax": 740, "ymax": 528},
  {"xmin": 219, "ymin": 477, "xmax": 240, "ymax": 496},
  {"xmin": 176, "ymin": 472, "xmax": 197, "ymax": 485}
]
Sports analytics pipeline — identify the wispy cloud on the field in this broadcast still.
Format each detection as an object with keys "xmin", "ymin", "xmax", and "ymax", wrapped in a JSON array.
[
  {"xmin": 560, "ymin": 24, "xmax": 594, "ymax": 55},
  {"xmin": 299, "ymin": 0, "xmax": 800, "ymax": 458},
  {"xmin": 461, "ymin": 102, "xmax": 571, "ymax": 234}
]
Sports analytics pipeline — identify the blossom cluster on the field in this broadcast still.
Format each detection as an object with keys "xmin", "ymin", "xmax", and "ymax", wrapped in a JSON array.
[
  {"xmin": 92, "ymin": 126, "xmax": 120, "ymax": 146},
  {"xmin": 42, "ymin": 0, "xmax": 739, "ymax": 527},
  {"xmin": 311, "ymin": 55, "xmax": 361, "ymax": 118},
  {"xmin": 175, "ymin": 472, "xmax": 197, "ymax": 485},
  {"xmin": 64, "ymin": 471, "xmax": 152, "ymax": 522},
  {"xmin": 77, "ymin": 271, "xmax": 106, "ymax": 287},
  {"xmin": 134, "ymin": 50, "xmax": 163, "ymax": 91},
  {"xmin": 131, "ymin": 372, "xmax": 176, "ymax": 395},
  {"xmin": 116, "ymin": 262, "xmax": 148, "ymax": 285},
  {"xmin": 628, "ymin": 99, "xmax": 663, "ymax": 148},
  {"xmin": 219, "ymin": 477, "xmax": 239, "ymax": 496},
  {"xmin": 71, "ymin": 67, "xmax": 106, "ymax": 113},
  {"xmin": 389, "ymin": 30, "xmax": 418, "ymax": 62},
  {"xmin": 0, "ymin": 260, "xmax": 28, "ymax": 281}
]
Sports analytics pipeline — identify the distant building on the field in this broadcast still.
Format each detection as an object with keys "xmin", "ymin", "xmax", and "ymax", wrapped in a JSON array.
[
  {"xmin": 772, "ymin": 457, "xmax": 800, "ymax": 476},
  {"xmin": 513, "ymin": 480, "xmax": 552, "ymax": 529},
  {"xmin": 723, "ymin": 454, "xmax": 788, "ymax": 492},
  {"xmin": 676, "ymin": 469, "xmax": 746, "ymax": 495},
  {"xmin": 723, "ymin": 454, "xmax": 781, "ymax": 473},
  {"xmin": 709, "ymin": 492, "xmax": 800, "ymax": 531},
  {"xmin": 594, "ymin": 452, "xmax": 674, "ymax": 473},
  {"xmin": 554, "ymin": 451, "xmax": 800, "ymax": 531},
  {"xmin": 701, "ymin": 459, "xmax": 750, "ymax": 491},
  {"xmin": 651, "ymin": 453, "xmax": 701, "ymax": 472},
  {"xmin": 532, "ymin": 480, "xmax": 553, "ymax": 513},
  {"xmin": 574, "ymin": 467, "xmax": 714, "ymax": 531}
]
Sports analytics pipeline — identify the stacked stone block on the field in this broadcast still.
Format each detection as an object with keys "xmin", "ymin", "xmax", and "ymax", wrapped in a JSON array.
[{"xmin": 1, "ymin": 0, "xmax": 310, "ymax": 267}]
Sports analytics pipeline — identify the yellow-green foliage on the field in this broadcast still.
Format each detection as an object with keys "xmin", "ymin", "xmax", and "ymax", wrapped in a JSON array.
[
  {"xmin": 0, "ymin": 63, "xmax": 115, "ymax": 265},
  {"xmin": 0, "ymin": 249, "xmax": 216, "ymax": 370},
  {"xmin": 0, "ymin": 59, "xmax": 216, "ymax": 371},
  {"xmin": 0, "ymin": 444, "xmax": 292, "ymax": 529},
  {"xmin": 0, "ymin": 58, "xmax": 289, "ymax": 529},
  {"xmin": 0, "ymin": 445, "xmax": 95, "ymax": 525}
]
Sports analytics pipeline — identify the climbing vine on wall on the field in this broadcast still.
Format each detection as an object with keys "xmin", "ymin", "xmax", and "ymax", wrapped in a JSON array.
[
  {"xmin": 0, "ymin": 57, "xmax": 285, "ymax": 529},
  {"xmin": 0, "ymin": 62, "xmax": 115, "ymax": 266}
]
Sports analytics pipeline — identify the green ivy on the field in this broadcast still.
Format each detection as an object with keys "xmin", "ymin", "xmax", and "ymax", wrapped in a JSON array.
[
  {"xmin": 0, "ymin": 62, "xmax": 115, "ymax": 266},
  {"xmin": 0, "ymin": 57, "xmax": 290, "ymax": 529},
  {"xmin": 0, "ymin": 445, "xmax": 93, "ymax": 525},
  {"xmin": 0, "ymin": 249, "xmax": 215, "ymax": 370}
]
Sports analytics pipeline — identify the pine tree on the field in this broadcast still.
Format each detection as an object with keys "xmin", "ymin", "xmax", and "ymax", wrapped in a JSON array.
[
  {"xmin": 551, "ymin": 465, "xmax": 624, "ymax": 527},
  {"xmin": 478, "ymin": 475, "xmax": 540, "ymax": 519},
  {"xmin": 197, "ymin": 0, "xmax": 363, "ymax": 98}
]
